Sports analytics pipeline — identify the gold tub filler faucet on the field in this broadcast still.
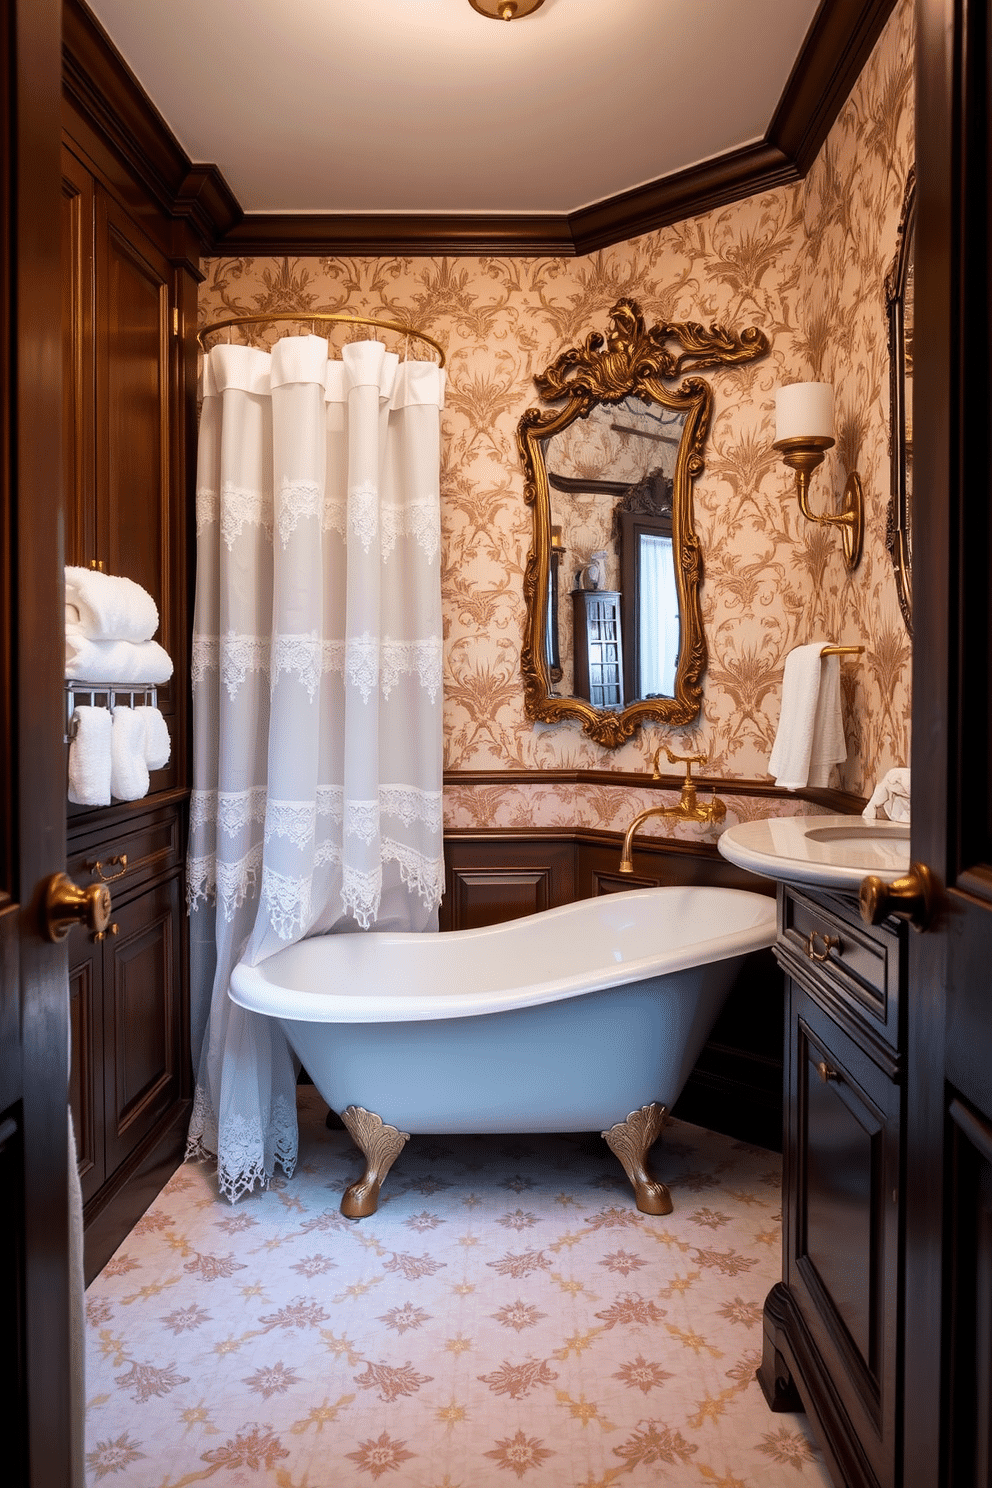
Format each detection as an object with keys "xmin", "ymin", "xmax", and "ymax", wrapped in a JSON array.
[{"xmin": 618, "ymin": 748, "xmax": 727, "ymax": 874}]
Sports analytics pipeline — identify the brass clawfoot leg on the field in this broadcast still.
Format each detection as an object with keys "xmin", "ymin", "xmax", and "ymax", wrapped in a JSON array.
[
  {"xmin": 339, "ymin": 1106, "xmax": 410, "ymax": 1219},
  {"xmin": 602, "ymin": 1103, "xmax": 672, "ymax": 1215}
]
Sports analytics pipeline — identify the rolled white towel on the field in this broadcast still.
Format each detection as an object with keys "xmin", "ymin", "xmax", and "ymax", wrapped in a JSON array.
[
  {"xmin": 65, "ymin": 635, "xmax": 173, "ymax": 685},
  {"xmin": 110, "ymin": 707, "xmax": 150, "ymax": 802},
  {"xmin": 133, "ymin": 705, "xmax": 171, "ymax": 771},
  {"xmin": 863, "ymin": 767, "xmax": 911, "ymax": 823},
  {"xmin": 67, "ymin": 707, "xmax": 112, "ymax": 807},
  {"xmin": 65, "ymin": 566, "xmax": 159, "ymax": 643}
]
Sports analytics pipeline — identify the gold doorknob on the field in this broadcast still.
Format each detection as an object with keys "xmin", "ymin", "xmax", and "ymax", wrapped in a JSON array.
[
  {"xmin": 42, "ymin": 872, "xmax": 112, "ymax": 943},
  {"xmin": 859, "ymin": 861, "xmax": 934, "ymax": 930}
]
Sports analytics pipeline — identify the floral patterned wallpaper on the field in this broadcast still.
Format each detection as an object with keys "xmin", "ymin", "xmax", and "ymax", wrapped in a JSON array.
[{"xmin": 198, "ymin": 0, "xmax": 914, "ymax": 835}]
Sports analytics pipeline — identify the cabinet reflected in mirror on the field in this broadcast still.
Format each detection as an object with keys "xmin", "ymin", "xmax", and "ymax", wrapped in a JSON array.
[{"xmin": 518, "ymin": 299, "xmax": 769, "ymax": 747}]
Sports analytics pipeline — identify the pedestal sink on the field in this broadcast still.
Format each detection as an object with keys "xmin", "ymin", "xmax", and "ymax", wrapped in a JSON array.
[{"xmin": 717, "ymin": 813, "xmax": 910, "ymax": 890}]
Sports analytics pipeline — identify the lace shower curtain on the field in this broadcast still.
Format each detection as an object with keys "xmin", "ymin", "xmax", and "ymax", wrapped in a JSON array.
[{"xmin": 186, "ymin": 335, "xmax": 445, "ymax": 1201}]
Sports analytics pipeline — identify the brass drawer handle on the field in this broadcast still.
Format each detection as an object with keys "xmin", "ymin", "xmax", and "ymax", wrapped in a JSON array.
[
  {"xmin": 817, "ymin": 1060, "xmax": 841, "ymax": 1084},
  {"xmin": 86, "ymin": 853, "xmax": 128, "ymax": 883},
  {"xmin": 804, "ymin": 930, "xmax": 839, "ymax": 963}
]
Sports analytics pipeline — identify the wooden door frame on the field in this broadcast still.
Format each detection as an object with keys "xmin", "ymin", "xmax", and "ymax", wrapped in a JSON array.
[{"xmin": 3, "ymin": 0, "xmax": 72, "ymax": 1483}]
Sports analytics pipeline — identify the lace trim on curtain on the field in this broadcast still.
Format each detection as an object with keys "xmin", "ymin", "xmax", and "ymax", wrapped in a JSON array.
[
  {"xmin": 316, "ymin": 785, "xmax": 344, "ymax": 822},
  {"xmin": 261, "ymin": 863, "xmax": 313, "ymax": 941},
  {"xmin": 272, "ymin": 632, "xmax": 322, "ymax": 701},
  {"xmin": 186, "ymin": 853, "xmax": 216, "ymax": 914},
  {"xmin": 344, "ymin": 788, "xmax": 442, "ymax": 844},
  {"xmin": 191, "ymin": 635, "xmax": 219, "ymax": 690},
  {"xmin": 191, "ymin": 787, "xmax": 269, "ymax": 838},
  {"xmin": 348, "ymin": 481, "xmax": 379, "ymax": 552},
  {"xmin": 337, "ymin": 840, "xmax": 445, "ymax": 930},
  {"xmin": 381, "ymin": 496, "xmax": 441, "ymax": 564},
  {"xmin": 195, "ymin": 485, "xmax": 218, "ymax": 536},
  {"xmin": 222, "ymin": 632, "xmax": 270, "ymax": 700},
  {"xmin": 266, "ymin": 799, "xmax": 317, "ymax": 850},
  {"xmin": 381, "ymin": 637, "xmax": 443, "ymax": 703},
  {"xmin": 277, "ymin": 478, "xmax": 322, "ymax": 548},
  {"xmin": 324, "ymin": 495, "xmax": 439, "ymax": 563},
  {"xmin": 216, "ymin": 843, "xmax": 264, "ymax": 921},
  {"xmin": 221, "ymin": 481, "xmax": 273, "ymax": 551},
  {"xmin": 186, "ymin": 1088, "xmax": 297, "ymax": 1205},
  {"xmin": 319, "ymin": 635, "xmax": 443, "ymax": 704}
]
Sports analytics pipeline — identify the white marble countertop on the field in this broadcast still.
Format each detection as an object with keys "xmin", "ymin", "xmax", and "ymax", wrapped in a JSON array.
[{"xmin": 718, "ymin": 813, "xmax": 911, "ymax": 890}]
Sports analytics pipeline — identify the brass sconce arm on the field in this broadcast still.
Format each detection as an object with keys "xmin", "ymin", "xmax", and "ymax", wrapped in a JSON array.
[{"xmin": 773, "ymin": 434, "xmax": 864, "ymax": 570}]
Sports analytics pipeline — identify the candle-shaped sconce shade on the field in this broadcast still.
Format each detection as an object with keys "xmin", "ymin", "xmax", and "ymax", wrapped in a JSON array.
[
  {"xmin": 775, "ymin": 383, "xmax": 834, "ymax": 443},
  {"xmin": 772, "ymin": 380, "xmax": 862, "ymax": 569}
]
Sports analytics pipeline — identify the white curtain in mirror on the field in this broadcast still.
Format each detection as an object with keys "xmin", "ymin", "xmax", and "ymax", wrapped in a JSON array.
[
  {"xmin": 186, "ymin": 335, "xmax": 445, "ymax": 1201},
  {"xmin": 637, "ymin": 533, "xmax": 679, "ymax": 698}
]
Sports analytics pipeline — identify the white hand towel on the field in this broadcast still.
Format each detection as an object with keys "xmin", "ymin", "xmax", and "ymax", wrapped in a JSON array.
[
  {"xmin": 863, "ymin": 767, "xmax": 911, "ymax": 822},
  {"xmin": 65, "ymin": 565, "xmax": 159, "ymax": 642},
  {"xmin": 133, "ymin": 705, "xmax": 171, "ymax": 771},
  {"xmin": 110, "ymin": 707, "xmax": 150, "ymax": 802},
  {"xmin": 769, "ymin": 641, "xmax": 847, "ymax": 790},
  {"xmin": 67, "ymin": 706, "xmax": 112, "ymax": 807},
  {"xmin": 65, "ymin": 635, "xmax": 173, "ymax": 684}
]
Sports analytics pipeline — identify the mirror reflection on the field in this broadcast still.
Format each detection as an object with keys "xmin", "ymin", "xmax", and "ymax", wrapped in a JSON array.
[
  {"xmin": 518, "ymin": 298, "xmax": 770, "ymax": 747},
  {"xmin": 545, "ymin": 395, "xmax": 685, "ymax": 707},
  {"xmin": 886, "ymin": 169, "xmax": 915, "ymax": 635}
]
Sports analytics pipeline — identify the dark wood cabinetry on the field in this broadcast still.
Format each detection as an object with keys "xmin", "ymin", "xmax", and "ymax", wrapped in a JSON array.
[
  {"xmin": 59, "ymin": 6, "xmax": 214, "ymax": 1277},
  {"xmin": 760, "ymin": 884, "xmax": 905, "ymax": 1488}
]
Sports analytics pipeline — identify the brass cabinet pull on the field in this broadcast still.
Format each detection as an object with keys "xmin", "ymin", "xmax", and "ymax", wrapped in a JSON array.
[
  {"xmin": 93, "ymin": 923, "xmax": 119, "ymax": 943},
  {"xmin": 817, "ymin": 1060, "xmax": 841, "ymax": 1084},
  {"xmin": 86, "ymin": 853, "xmax": 128, "ymax": 883},
  {"xmin": 41, "ymin": 873, "xmax": 112, "ymax": 942},
  {"xmin": 805, "ymin": 930, "xmax": 839, "ymax": 962}
]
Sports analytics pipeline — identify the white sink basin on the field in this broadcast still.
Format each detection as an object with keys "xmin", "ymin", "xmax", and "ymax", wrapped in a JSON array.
[{"xmin": 718, "ymin": 813, "xmax": 910, "ymax": 890}]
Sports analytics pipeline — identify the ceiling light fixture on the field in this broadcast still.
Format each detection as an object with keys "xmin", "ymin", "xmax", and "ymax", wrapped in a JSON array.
[{"xmin": 468, "ymin": 0, "xmax": 546, "ymax": 19}]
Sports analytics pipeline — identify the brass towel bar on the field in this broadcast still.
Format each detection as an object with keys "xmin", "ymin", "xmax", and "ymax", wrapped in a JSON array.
[
  {"xmin": 820, "ymin": 645, "xmax": 865, "ymax": 658},
  {"xmin": 197, "ymin": 312, "xmax": 446, "ymax": 367}
]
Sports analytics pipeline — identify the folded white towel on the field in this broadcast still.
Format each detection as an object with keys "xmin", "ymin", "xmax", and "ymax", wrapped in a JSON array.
[
  {"xmin": 65, "ymin": 635, "xmax": 173, "ymax": 684},
  {"xmin": 769, "ymin": 641, "xmax": 847, "ymax": 790},
  {"xmin": 133, "ymin": 705, "xmax": 171, "ymax": 771},
  {"xmin": 110, "ymin": 707, "xmax": 150, "ymax": 802},
  {"xmin": 863, "ymin": 767, "xmax": 911, "ymax": 823},
  {"xmin": 65, "ymin": 566, "xmax": 159, "ymax": 643},
  {"xmin": 67, "ymin": 707, "xmax": 112, "ymax": 807}
]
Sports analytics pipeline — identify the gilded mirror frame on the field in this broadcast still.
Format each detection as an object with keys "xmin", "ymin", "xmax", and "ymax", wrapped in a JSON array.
[
  {"xmin": 885, "ymin": 169, "xmax": 915, "ymax": 636},
  {"xmin": 518, "ymin": 298, "xmax": 769, "ymax": 747}
]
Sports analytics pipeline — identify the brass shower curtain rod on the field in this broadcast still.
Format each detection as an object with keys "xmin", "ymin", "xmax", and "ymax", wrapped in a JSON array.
[{"xmin": 196, "ymin": 312, "xmax": 446, "ymax": 366}]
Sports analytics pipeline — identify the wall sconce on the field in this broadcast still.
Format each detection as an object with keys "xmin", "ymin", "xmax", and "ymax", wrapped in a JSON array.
[
  {"xmin": 468, "ymin": 0, "xmax": 545, "ymax": 17},
  {"xmin": 773, "ymin": 382, "xmax": 864, "ymax": 570}
]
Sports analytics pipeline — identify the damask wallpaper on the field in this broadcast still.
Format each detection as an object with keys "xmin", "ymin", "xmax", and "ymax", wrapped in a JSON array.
[{"xmin": 197, "ymin": 0, "xmax": 914, "ymax": 835}]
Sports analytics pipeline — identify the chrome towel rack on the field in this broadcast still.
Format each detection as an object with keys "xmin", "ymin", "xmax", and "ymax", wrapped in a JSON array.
[{"xmin": 65, "ymin": 681, "xmax": 159, "ymax": 743}]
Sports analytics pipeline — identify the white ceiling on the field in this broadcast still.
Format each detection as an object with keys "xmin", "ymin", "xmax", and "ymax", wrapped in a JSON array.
[{"xmin": 85, "ymin": 0, "xmax": 823, "ymax": 217}]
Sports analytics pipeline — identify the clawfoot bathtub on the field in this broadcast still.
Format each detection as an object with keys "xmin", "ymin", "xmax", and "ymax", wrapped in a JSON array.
[{"xmin": 229, "ymin": 885, "xmax": 776, "ymax": 1217}]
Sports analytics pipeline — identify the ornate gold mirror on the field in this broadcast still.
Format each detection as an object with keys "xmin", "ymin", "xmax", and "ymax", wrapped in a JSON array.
[
  {"xmin": 886, "ymin": 170, "xmax": 915, "ymax": 635},
  {"xmin": 518, "ymin": 298, "xmax": 769, "ymax": 746}
]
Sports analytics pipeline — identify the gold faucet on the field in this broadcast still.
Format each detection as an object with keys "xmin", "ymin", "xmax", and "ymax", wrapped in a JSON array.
[{"xmin": 618, "ymin": 749, "xmax": 727, "ymax": 874}]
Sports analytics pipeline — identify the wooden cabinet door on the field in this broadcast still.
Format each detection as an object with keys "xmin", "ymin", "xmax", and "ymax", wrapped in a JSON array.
[
  {"xmin": 61, "ymin": 144, "xmax": 95, "ymax": 568},
  {"xmin": 786, "ymin": 983, "xmax": 900, "ymax": 1488},
  {"xmin": 102, "ymin": 874, "xmax": 182, "ymax": 1179},
  {"xmin": 68, "ymin": 944, "xmax": 104, "ymax": 1206}
]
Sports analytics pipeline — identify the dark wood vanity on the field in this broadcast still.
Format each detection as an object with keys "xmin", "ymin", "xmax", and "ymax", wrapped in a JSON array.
[{"xmin": 760, "ymin": 883, "xmax": 906, "ymax": 1488}]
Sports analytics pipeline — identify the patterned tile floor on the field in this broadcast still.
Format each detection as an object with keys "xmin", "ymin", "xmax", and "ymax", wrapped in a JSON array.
[{"xmin": 85, "ymin": 1088, "xmax": 832, "ymax": 1486}]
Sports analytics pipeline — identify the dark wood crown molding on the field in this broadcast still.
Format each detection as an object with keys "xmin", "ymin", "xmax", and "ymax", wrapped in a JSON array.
[
  {"xmin": 64, "ymin": 0, "xmax": 899, "ymax": 257},
  {"xmin": 62, "ymin": 0, "xmax": 239, "ymax": 252},
  {"xmin": 211, "ymin": 0, "xmax": 899, "ymax": 258}
]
